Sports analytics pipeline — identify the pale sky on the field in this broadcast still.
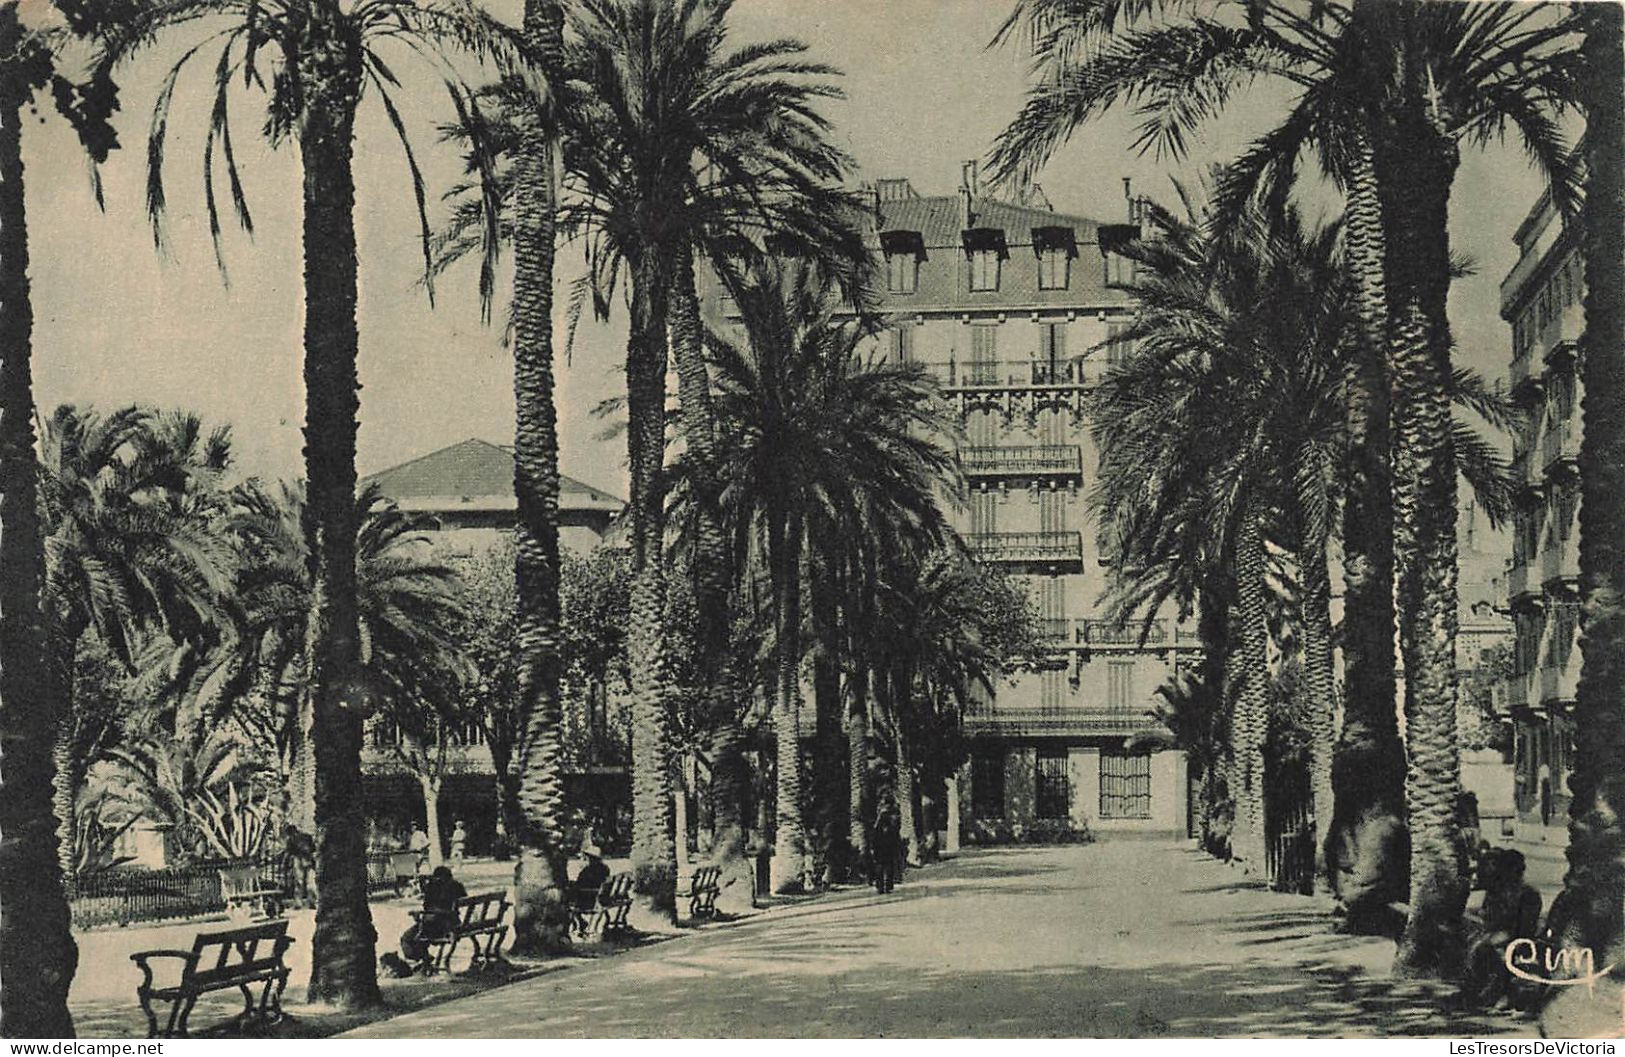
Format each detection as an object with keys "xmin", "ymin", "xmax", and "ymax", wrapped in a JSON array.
[{"xmin": 24, "ymin": 0, "xmax": 1553, "ymax": 498}]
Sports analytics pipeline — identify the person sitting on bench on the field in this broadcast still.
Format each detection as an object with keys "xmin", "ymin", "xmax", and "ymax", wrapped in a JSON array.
[
  {"xmin": 570, "ymin": 844, "xmax": 610, "ymax": 911},
  {"xmin": 396, "ymin": 866, "xmax": 467, "ymax": 974}
]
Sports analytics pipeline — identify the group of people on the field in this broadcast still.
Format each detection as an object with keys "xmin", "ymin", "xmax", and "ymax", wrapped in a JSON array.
[{"xmin": 1460, "ymin": 841, "xmax": 1570, "ymax": 1013}]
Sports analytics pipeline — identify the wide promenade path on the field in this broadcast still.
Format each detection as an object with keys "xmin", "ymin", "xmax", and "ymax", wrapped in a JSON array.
[{"xmin": 346, "ymin": 840, "xmax": 1538, "ymax": 1038}]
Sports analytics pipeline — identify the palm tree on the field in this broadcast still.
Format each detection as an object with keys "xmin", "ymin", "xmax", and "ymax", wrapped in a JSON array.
[
  {"xmin": 99, "ymin": 0, "xmax": 528, "ymax": 1006},
  {"xmin": 556, "ymin": 0, "xmax": 857, "ymax": 912},
  {"xmin": 1360, "ymin": 2, "xmax": 1579, "ymax": 976},
  {"xmin": 0, "ymin": 1, "xmax": 125, "ymax": 1036},
  {"xmin": 1556, "ymin": 0, "xmax": 1625, "ymax": 964},
  {"xmin": 493, "ymin": 0, "xmax": 571, "ymax": 957},
  {"xmin": 38, "ymin": 406, "xmax": 234, "ymax": 878},
  {"xmin": 990, "ymin": 0, "xmax": 1580, "ymax": 974},
  {"xmin": 706, "ymin": 259, "xmax": 957, "ymax": 891},
  {"xmin": 1091, "ymin": 192, "xmax": 1348, "ymax": 875}
]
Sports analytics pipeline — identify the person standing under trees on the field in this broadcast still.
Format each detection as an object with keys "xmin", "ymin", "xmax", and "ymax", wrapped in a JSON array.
[
  {"xmin": 872, "ymin": 800, "xmax": 902, "ymax": 895},
  {"xmin": 450, "ymin": 820, "xmax": 468, "ymax": 866}
]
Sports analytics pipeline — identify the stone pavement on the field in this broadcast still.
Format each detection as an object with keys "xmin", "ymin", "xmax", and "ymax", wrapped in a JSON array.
[{"xmin": 341, "ymin": 841, "xmax": 1548, "ymax": 1038}]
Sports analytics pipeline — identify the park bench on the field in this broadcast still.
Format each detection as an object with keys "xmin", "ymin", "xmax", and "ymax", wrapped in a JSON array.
[
  {"xmin": 571, "ymin": 871, "xmax": 635, "ymax": 939},
  {"xmin": 131, "ymin": 920, "xmax": 293, "ymax": 1038},
  {"xmin": 412, "ymin": 891, "xmax": 510, "ymax": 974},
  {"xmin": 216, "ymin": 865, "xmax": 284, "ymax": 922},
  {"xmin": 686, "ymin": 865, "xmax": 723, "ymax": 920}
]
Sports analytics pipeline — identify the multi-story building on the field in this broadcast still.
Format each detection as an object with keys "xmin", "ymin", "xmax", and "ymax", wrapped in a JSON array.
[
  {"xmin": 359, "ymin": 438, "xmax": 627, "ymax": 855},
  {"xmin": 705, "ymin": 165, "xmax": 1198, "ymax": 843},
  {"xmin": 1502, "ymin": 183, "xmax": 1585, "ymax": 839}
]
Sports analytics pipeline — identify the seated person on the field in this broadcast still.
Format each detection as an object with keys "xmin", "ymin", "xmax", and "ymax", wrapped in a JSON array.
[
  {"xmin": 570, "ymin": 844, "xmax": 610, "ymax": 912},
  {"xmin": 1462, "ymin": 848, "xmax": 1543, "ymax": 1010},
  {"xmin": 398, "ymin": 866, "xmax": 467, "ymax": 971}
]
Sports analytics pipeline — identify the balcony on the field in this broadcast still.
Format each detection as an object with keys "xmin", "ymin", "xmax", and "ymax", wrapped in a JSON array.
[
  {"xmin": 961, "ymin": 445, "xmax": 1083, "ymax": 479},
  {"xmin": 928, "ymin": 358, "xmax": 1107, "ymax": 390},
  {"xmin": 1542, "ymin": 424, "xmax": 1579, "ymax": 475},
  {"xmin": 967, "ymin": 531, "xmax": 1084, "ymax": 565},
  {"xmin": 1505, "ymin": 670, "xmax": 1535, "ymax": 716},
  {"xmin": 963, "ymin": 706, "xmax": 1161, "ymax": 737},
  {"xmin": 1539, "ymin": 662, "xmax": 1578, "ymax": 707},
  {"xmin": 1541, "ymin": 536, "xmax": 1579, "ymax": 589},
  {"xmin": 1074, "ymin": 618, "xmax": 1202, "ymax": 650},
  {"xmin": 1508, "ymin": 559, "xmax": 1535, "ymax": 603}
]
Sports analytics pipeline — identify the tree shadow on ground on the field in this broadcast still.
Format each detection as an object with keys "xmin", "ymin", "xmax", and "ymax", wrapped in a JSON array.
[{"xmin": 341, "ymin": 940, "xmax": 1537, "ymax": 1038}]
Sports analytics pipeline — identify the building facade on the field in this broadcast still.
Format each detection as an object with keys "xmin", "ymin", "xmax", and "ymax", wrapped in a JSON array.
[
  {"xmin": 706, "ymin": 166, "xmax": 1196, "ymax": 842},
  {"xmin": 1502, "ymin": 185, "xmax": 1585, "ymax": 838},
  {"xmin": 359, "ymin": 438, "xmax": 627, "ymax": 855}
]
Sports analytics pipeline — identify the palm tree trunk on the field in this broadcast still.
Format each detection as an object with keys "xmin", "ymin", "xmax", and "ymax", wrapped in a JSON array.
[
  {"xmin": 1196, "ymin": 575, "xmax": 1234, "ymax": 858},
  {"xmin": 507, "ymin": 0, "xmax": 571, "ymax": 957},
  {"xmin": 769, "ymin": 508, "xmax": 807, "ymax": 893},
  {"xmin": 296, "ymin": 51, "xmax": 380, "ymax": 1008},
  {"xmin": 847, "ymin": 667, "xmax": 871, "ymax": 871},
  {"xmin": 1556, "ymin": 0, "xmax": 1625, "ymax": 960},
  {"xmin": 1379, "ymin": 106, "xmax": 1467, "ymax": 979},
  {"xmin": 668, "ymin": 243, "xmax": 749, "ymax": 895},
  {"xmin": 810, "ymin": 558, "xmax": 849, "ymax": 879},
  {"xmin": 1328, "ymin": 114, "xmax": 1409, "ymax": 922},
  {"xmin": 1232, "ymin": 508, "xmax": 1270, "ymax": 874},
  {"xmin": 0, "ymin": 63, "xmax": 78, "ymax": 1037},
  {"xmin": 1299, "ymin": 533, "xmax": 1337, "ymax": 895},
  {"xmin": 626, "ymin": 250, "xmax": 676, "ymax": 917}
]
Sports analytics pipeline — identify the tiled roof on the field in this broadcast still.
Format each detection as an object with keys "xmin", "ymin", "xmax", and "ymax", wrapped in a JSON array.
[
  {"xmin": 362, "ymin": 438, "xmax": 623, "ymax": 508},
  {"xmin": 874, "ymin": 195, "xmax": 1106, "ymax": 250}
]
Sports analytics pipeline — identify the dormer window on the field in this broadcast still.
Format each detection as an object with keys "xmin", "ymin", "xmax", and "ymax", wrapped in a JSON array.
[
  {"xmin": 962, "ymin": 227, "xmax": 1007, "ymax": 293},
  {"xmin": 879, "ymin": 230, "xmax": 924, "ymax": 295},
  {"xmin": 1033, "ymin": 226, "xmax": 1077, "ymax": 291},
  {"xmin": 1099, "ymin": 223, "xmax": 1139, "ymax": 288}
]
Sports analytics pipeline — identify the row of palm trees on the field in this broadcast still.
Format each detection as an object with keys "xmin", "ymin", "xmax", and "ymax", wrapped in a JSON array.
[
  {"xmin": 0, "ymin": 0, "xmax": 1031, "ymax": 1035},
  {"xmin": 990, "ymin": 0, "xmax": 1622, "ymax": 980}
]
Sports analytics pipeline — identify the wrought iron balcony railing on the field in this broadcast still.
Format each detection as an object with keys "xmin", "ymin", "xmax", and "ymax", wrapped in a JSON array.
[
  {"xmin": 961, "ymin": 445, "xmax": 1083, "ymax": 477},
  {"xmin": 1074, "ymin": 618, "xmax": 1203, "ymax": 648},
  {"xmin": 963, "ymin": 706, "xmax": 1162, "ymax": 736},
  {"xmin": 966, "ymin": 531, "xmax": 1084, "ymax": 564},
  {"xmin": 926, "ymin": 358, "xmax": 1108, "ymax": 389}
]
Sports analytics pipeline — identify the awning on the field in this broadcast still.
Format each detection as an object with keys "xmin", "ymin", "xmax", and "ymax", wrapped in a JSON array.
[{"xmin": 1098, "ymin": 223, "xmax": 1140, "ymax": 254}]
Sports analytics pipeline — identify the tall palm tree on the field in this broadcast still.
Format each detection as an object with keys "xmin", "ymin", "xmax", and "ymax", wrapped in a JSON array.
[
  {"xmin": 1556, "ymin": 0, "xmax": 1625, "ymax": 963},
  {"xmin": 505, "ymin": 0, "xmax": 571, "ymax": 957},
  {"xmin": 100, "ymin": 0, "xmax": 528, "ymax": 1006},
  {"xmin": 1360, "ymin": 2, "xmax": 1579, "ymax": 976},
  {"xmin": 1091, "ymin": 192, "xmax": 1349, "ymax": 876},
  {"xmin": 706, "ymin": 259, "xmax": 957, "ymax": 891},
  {"xmin": 990, "ymin": 0, "xmax": 1580, "ymax": 974},
  {"xmin": 436, "ymin": 0, "xmax": 862, "ymax": 906},
  {"xmin": 557, "ymin": 0, "xmax": 857, "ymax": 912},
  {"xmin": 0, "ymin": 1, "xmax": 124, "ymax": 1036}
]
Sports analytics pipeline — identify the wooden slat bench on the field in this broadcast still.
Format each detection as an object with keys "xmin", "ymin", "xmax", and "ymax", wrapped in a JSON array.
[
  {"xmin": 571, "ymin": 872, "xmax": 635, "ymax": 939},
  {"xmin": 412, "ymin": 891, "xmax": 510, "ymax": 974},
  {"xmin": 686, "ymin": 865, "xmax": 722, "ymax": 920},
  {"xmin": 217, "ymin": 865, "xmax": 284, "ymax": 922},
  {"xmin": 131, "ymin": 920, "xmax": 293, "ymax": 1038}
]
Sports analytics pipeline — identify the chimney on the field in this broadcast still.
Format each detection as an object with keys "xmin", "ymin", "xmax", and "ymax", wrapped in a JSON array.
[
  {"xmin": 960, "ymin": 160, "xmax": 979, "ymax": 228},
  {"xmin": 858, "ymin": 182, "xmax": 880, "ymax": 224},
  {"xmin": 1123, "ymin": 177, "xmax": 1134, "ymax": 221}
]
